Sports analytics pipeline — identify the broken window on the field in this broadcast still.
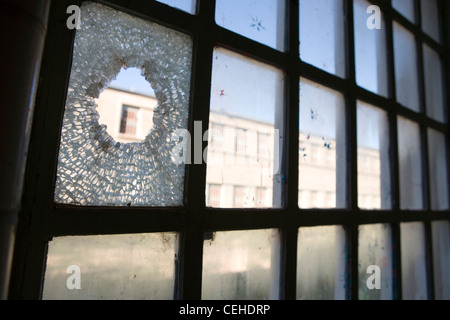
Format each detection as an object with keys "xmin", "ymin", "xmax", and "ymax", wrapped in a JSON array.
[{"xmin": 54, "ymin": 2, "xmax": 193, "ymax": 207}]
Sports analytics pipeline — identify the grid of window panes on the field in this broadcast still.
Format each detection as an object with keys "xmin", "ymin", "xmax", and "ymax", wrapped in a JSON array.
[{"xmin": 18, "ymin": 0, "xmax": 449, "ymax": 300}]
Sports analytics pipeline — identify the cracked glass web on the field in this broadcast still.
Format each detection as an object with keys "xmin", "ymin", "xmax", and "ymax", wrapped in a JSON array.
[{"xmin": 54, "ymin": 2, "xmax": 192, "ymax": 206}]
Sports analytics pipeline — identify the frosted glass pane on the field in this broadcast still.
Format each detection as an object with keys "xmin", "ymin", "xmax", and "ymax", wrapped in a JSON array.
[
  {"xmin": 299, "ymin": 79, "xmax": 346, "ymax": 209},
  {"xmin": 392, "ymin": 0, "xmax": 416, "ymax": 23},
  {"xmin": 54, "ymin": 2, "xmax": 193, "ymax": 206},
  {"xmin": 427, "ymin": 129, "xmax": 449, "ymax": 210},
  {"xmin": 206, "ymin": 48, "xmax": 284, "ymax": 208},
  {"xmin": 397, "ymin": 117, "xmax": 423, "ymax": 210},
  {"xmin": 357, "ymin": 102, "xmax": 391, "ymax": 210},
  {"xmin": 358, "ymin": 224, "xmax": 393, "ymax": 300},
  {"xmin": 401, "ymin": 222, "xmax": 428, "ymax": 300},
  {"xmin": 215, "ymin": 0, "xmax": 286, "ymax": 51},
  {"xmin": 354, "ymin": 0, "xmax": 388, "ymax": 97},
  {"xmin": 156, "ymin": 0, "xmax": 196, "ymax": 14},
  {"xmin": 432, "ymin": 221, "xmax": 450, "ymax": 300},
  {"xmin": 297, "ymin": 226, "xmax": 348, "ymax": 300},
  {"xmin": 299, "ymin": 0, "xmax": 346, "ymax": 77},
  {"xmin": 202, "ymin": 229, "xmax": 279, "ymax": 300},
  {"xmin": 393, "ymin": 22, "xmax": 420, "ymax": 112},
  {"xmin": 423, "ymin": 44, "xmax": 445, "ymax": 123},
  {"xmin": 43, "ymin": 233, "xmax": 177, "ymax": 300},
  {"xmin": 421, "ymin": 0, "xmax": 441, "ymax": 43}
]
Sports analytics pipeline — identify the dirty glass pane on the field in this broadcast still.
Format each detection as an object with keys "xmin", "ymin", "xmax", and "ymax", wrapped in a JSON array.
[
  {"xmin": 421, "ymin": 0, "xmax": 441, "ymax": 43},
  {"xmin": 42, "ymin": 233, "xmax": 177, "ymax": 300},
  {"xmin": 202, "ymin": 229, "xmax": 280, "ymax": 300},
  {"xmin": 354, "ymin": 0, "xmax": 388, "ymax": 97},
  {"xmin": 358, "ymin": 224, "xmax": 393, "ymax": 300},
  {"xmin": 397, "ymin": 117, "xmax": 423, "ymax": 210},
  {"xmin": 427, "ymin": 129, "xmax": 449, "ymax": 210},
  {"xmin": 206, "ymin": 48, "xmax": 284, "ymax": 208},
  {"xmin": 357, "ymin": 101, "xmax": 391, "ymax": 210},
  {"xmin": 423, "ymin": 44, "xmax": 445, "ymax": 123},
  {"xmin": 392, "ymin": 0, "xmax": 415, "ymax": 23},
  {"xmin": 215, "ymin": 0, "xmax": 286, "ymax": 51},
  {"xmin": 156, "ymin": 0, "xmax": 196, "ymax": 14},
  {"xmin": 401, "ymin": 222, "xmax": 428, "ymax": 300},
  {"xmin": 299, "ymin": 78, "xmax": 346, "ymax": 209},
  {"xmin": 393, "ymin": 22, "xmax": 420, "ymax": 112},
  {"xmin": 54, "ymin": 2, "xmax": 192, "ymax": 206},
  {"xmin": 299, "ymin": 0, "xmax": 346, "ymax": 78},
  {"xmin": 432, "ymin": 221, "xmax": 450, "ymax": 300},
  {"xmin": 297, "ymin": 226, "xmax": 348, "ymax": 300}
]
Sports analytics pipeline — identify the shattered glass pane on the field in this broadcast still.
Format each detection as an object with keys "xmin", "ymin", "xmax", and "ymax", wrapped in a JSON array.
[
  {"xmin": 54, "ymin": 2, "xmax": 193, "ymax": 206},
  {"xmin": 42, "ymin": 233, "xmax": 177, "ymax": 300}
]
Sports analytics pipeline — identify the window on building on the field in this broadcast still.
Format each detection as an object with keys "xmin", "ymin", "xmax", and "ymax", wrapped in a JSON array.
[
  {"xmin": 10, "ymin": 0, "xmax": 450, "ymax": 301},
  {"xmin": 119, "ymin": 105, "xmax": 139, "ymax": 135}
]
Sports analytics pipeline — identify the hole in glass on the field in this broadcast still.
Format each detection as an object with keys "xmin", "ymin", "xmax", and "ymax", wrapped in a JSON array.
[{"xmin": 95, "ymin": 67, "xmax": 156, "ymax": 144}]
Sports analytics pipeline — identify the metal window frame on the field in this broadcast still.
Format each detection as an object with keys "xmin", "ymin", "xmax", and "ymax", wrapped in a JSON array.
[{"xmin": 9, "ymin": 0, "xmax": 450, "ymax": 300}]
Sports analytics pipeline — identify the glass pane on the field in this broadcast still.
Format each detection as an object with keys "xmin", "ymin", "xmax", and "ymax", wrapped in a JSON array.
[
  {"xmin": 427, "ymin": 129, "xmax": 449, "ymax": 210},
  {"xmin": 354, "ymin": 0, "xmax": 388, "ymax": 97},
  {"xmin": 206, "ymin": 48, "xmax": 284, "ymax": 208},
  {"xmin": 401, "ymin": 222, "xmax": 428, "ymax": 300},
  {"xmin": 397, "ymin": 117, "xmax": 423, "ymax": 210},
  {"xmin": 297, "ymin": 226, "xmax": 348, "ymax": 300},
  {"xmin": 156, "ymin": 0, "xmax": 196, "ymax": 14},
  {"xmin": 54, "ymin": 2, "xmax": 193, "ymax": 206},
  {"xmin": 392, "ymin": 0, "xmax": 416, "ymax": 23},
  {"xmin": 423, "ymin": 44, "xmax": 445, "ymax": 123},
  {"xmin": 299, "ymin": 0, "xmax": 346, "ymax": 78},
  {"xmin": 432, "ymin": 221, "xmax": 450, "ymax": 300},
  {"xmin": 215, "ymin": 0, "xmax": 286, "ymax": 51},
  {"xmin": 42, "ymin": 233, "xmax": 177, "ymax": 300},
  {"xmin": 393, "ymin": 22, "xmax": 420, "ymax": 112},
  {"xmin": 357, "ymin": 101, "xmax": 391, "ymax": 210},
  {"xmin": 358, "ymin": 224, "xmax": 393, "ymax": 300},
  {"xmin": 299, "ymin": 78, "xmax": 346, "ymax": 209},
  {"xmin": 421, "ymin": 0, "xmax": 441, "ymax": 43},
  {"xmin": 202, "ymin": 229, "xmax": 279, "ymax": 300}
]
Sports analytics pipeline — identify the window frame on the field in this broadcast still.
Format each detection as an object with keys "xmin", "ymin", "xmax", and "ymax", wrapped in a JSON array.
[{"xmin": 9, "ymin": 0, "xmax": 450, "ymax": 300}]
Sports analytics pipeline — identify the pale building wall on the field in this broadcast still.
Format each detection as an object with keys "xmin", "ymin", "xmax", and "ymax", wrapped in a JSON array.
[{"xmin": 95, "ymin": 88, "xmax": 382, "ymax": 209}]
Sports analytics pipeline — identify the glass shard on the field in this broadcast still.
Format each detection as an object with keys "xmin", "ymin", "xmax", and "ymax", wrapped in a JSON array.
[
  {"xmin": 42, "ymin": 233, "xmax": 177, "ymax": 300},
  {"xmin": 54, "ymin": 2, "xmax": 193, "ymax": 206}
]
